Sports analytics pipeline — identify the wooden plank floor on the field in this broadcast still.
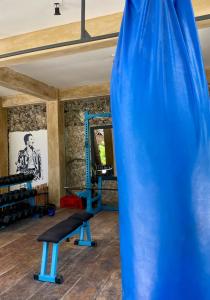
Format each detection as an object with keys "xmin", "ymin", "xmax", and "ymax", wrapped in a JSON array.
[{"xmin": 0, "ymin": 209, "xmax": 121, "ymax": 300}]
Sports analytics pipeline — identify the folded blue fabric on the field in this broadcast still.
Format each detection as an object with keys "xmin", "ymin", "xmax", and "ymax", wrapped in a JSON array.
[{"xmin": 111, "ymin": 1, "xmax": 210, "ymax": 299}]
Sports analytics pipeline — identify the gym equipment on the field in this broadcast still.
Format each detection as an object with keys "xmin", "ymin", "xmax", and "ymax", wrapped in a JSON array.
[
  {"xmin": 0, "ymin": 173, "xmax": 34, "ymax": 186},
  {"xmin": 0, "ymin": 208, "xmax": 12, "ymax": 225},
  {"xmin": 65, "ymin": 187, "xmax": 118, "ymax": 192},
  {"xmin": 34, "ymin": 212, "xmax": 96, "ymax": 284},
  {"xmin": 0, "ymin": 202, "xmax": 36, "ymax": 226},
  {"xmin": 72, "ymin": 112, "xmax": 118, "ymax": 214},
  {"xmin": 0, "ymin": 189, "xmax": 37, "ymax": 207},
  {"xmin": 0, "ymin": 174, "xmax": 36, "ymax": 227},
  {"xmin": 111, "ymin": 0, "xmax": 210, "ymax": 299}
]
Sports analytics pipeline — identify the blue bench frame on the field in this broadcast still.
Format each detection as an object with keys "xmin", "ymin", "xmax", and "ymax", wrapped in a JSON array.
[{"xmin": 35, "ymin": 220, "xmax": 94, "ymax": 284}]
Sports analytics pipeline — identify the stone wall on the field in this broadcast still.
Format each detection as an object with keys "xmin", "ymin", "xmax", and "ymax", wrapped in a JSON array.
[
  {"xmin": 64, "ymin": 96, "xmax": 118, "ymax": 206},
  {"xmin": 7, "ymin": 98, "xmax": 118, "ymax": 206},
  {"xmin": 8, "ymin": 104, "xmax": 47, "ymax": 132},
  {"xmin": 64, "ymin": 96, "xmax": 111, "ymax": 188}
]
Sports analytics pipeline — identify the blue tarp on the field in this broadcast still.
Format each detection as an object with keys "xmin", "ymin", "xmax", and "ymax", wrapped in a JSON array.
[{"xmin": 111, "ymin": 0, "xmax": 210, "ymax": 299}]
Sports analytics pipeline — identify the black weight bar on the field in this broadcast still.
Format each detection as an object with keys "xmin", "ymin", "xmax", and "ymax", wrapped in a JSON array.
[
  {"xmin": 64, "ymin": 187, "xmax": 118, "ymax": 192},
  {"xmin": 195, "ymin": 14, "xmax": 210, "ymax": 22}
]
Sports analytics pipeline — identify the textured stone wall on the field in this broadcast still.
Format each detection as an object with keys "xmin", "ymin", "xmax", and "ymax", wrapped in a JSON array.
[
  {"xmin": 64, "ymin": 96, "xmax": 111, "ymax": 188},
  {"xmin": 8, "ymin": 104, "xmax": 47, "ymax": 132},
  {"xmin": 8, "ymin": 98, "xmax": 118, "ymax": 206},
  {"xmin": 64, "ymin": 96, "xmax": 118, "ymax": 206}
]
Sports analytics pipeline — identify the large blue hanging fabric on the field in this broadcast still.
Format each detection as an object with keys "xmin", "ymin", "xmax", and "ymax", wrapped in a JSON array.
[{"xmin": 111, "ymin": 0, "xmax": 210, "ymax": 299}]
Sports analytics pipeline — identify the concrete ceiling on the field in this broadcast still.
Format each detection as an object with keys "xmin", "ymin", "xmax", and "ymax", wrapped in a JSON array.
[
  {"xmin": 11, "ymin": 47, "xmax": 115, "ymax": 89},
  {"xmin": 7, "ymin": 28, "xmax": 209, "ymax": 90},
  {"xmin": 0, "ymin": 87, "xmax": 19, "ymax": 97},
  {"xmin": 0, "ymin": 0, "xmax": 208, "ymax": 39},
  {"xmin": 0, "ymin": 0, "xmax": 124, "ymax": 39}
]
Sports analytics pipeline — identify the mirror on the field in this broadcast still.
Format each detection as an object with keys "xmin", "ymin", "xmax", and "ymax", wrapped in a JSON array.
[{"xmin": 90, "ymin": 125, "xmax": 116, "ymax": 176}]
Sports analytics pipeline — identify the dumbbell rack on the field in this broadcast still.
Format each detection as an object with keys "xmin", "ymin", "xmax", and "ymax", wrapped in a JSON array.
[{"xmin": 0, "ymin": 174, "xmax": 36, "ymax": 227}]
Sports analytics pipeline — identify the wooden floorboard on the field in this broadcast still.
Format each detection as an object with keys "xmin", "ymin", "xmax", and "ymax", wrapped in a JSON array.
[{"xmin": 0, "ymin": 209, "xmax": 121, "ymax": 300}]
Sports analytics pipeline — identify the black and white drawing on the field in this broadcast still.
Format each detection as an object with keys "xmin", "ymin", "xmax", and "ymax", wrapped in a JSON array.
[
  {"xmin": 16, "ymin": 133, "xmax": 42, "ymax": 181},
  {"xmin": 9, "ymin": 130, "xmax": 48, "ymax": 186}
]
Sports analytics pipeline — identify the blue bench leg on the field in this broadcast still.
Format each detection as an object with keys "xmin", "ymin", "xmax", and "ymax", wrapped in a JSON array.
[
  {"xmin": 50, "ymin": 243, "xmax": 59, "ymax": 278},
  {"xmin": 75, "ymin": 221, "xmax": 96, "ymax": 247},
  {"xmin": 79, "ymin": 223, "xmax": 85, "ymax": 240},
  {"xmin": 34, "ymin": 242, "xmax": 63, "ymax": 284},
  {"xmin": 40, "ymin": 242, "xmax": 49, "ymax": 276},
  {"xmin": 86, "ymin": 221, "xmax": 92, "ymax": 241}
]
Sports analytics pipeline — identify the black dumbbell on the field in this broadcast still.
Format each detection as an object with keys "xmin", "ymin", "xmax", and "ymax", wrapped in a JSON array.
[
  {"xmin": 16, "ymin": 204, "xmax": 24, "ymax": 219},
  {"xmin": 2, "ymin": 193, "xmax": 9, "ymax": 205},
  {"xmin": 15, "ymin": 206, "xmax": 23, "ymax": 219},
  {"xmin": 13, "ymin": 190, "xmax": 20, "ymax": 202},
  {"xmin": 19, "ymin": 188, "xmax": 27, "ymax": 200},
  {"xmin": 9, "ymin": 191, "xmax": 19, "ymax": 203},
  {"xmin": 0, "ymin": 194, "xmax": 4, "ymax": 206},
  {"xmin": 10, "ymin": 208, "xmax": 18, "ymax": 223},
  {"xmin": 0, "ymin": 208, "xmax": 12, "ymax": 225},
  {"xmin": 6, "ymin": 192, "xmax": 13, "ymax": 203},
  {"xmin": 22, "ymin": 204, "xmax": 30, "ymax": 218},
  {"xmin": 9, "ymin": 175, "xmax": 17, "ymax": 184},
  {"xmin": 24, "ymin": 190, "xmax": 31, "ymax": 199}
]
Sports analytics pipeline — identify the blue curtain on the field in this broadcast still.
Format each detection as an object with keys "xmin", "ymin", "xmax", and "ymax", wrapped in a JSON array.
[{"xmin": 111, "ymin": 0, "xmax": 210, "ymax": 299}]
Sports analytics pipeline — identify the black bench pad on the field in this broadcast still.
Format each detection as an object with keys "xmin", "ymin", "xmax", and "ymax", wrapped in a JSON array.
[
  {"xmin": 70, "ymin": 212, "xmax": 93, "ymax": 222},
  {"xmin": 38, "ymin": 218, "xmax": 83, "ymax": 243},
  {"xmin": 37, "ymin": 212, "xmax": 93, "ymax": 243}
]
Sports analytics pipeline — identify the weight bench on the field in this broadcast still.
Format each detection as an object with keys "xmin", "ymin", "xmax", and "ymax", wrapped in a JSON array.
[{"xmin": 34, "ymin": 212, "xmax": 96, "ymax": 284}]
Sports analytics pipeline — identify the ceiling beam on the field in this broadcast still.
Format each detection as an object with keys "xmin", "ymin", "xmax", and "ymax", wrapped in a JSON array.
[
  {"xmin": 0, "ymin": 8, "xmax": 208, "ymax": 68},
  {"xmin": 1, "ymin": 68, "xmax": 209, "ymax": 109},
  {"xmin": 0, "ymin": 1, "xmax": 208, "ymax": 58},
  {"xmin": 0, "ymin": 13, "xmax": 122, "ymax": 67},
  {"xmin": 0, "ymin": 94, "xmax": 45, "ymax": 108},
  {"xmin": 0, "ymin": 38, "xmax": 117, "ymax": 68},
  {"xmin": 0, "ymin": 67, "xmax": 58, "ymax": 100},
  {"xmin": 1, "ymin": 82, "xmax": 110, "ymax": 107},
  {"xmin": 0, "ymin": 10, "xmax": 208, "ymax": 68},
  {"xmin": 0, "ymin": 13, "xmax": 121, "ymax": 55},
  {"xmin": 59, "ymin": 82, "xmax": 110, "ymax": 101}
]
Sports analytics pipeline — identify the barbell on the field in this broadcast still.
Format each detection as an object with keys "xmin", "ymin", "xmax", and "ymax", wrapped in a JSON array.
[{"xmin": 64, "ymin": 187, "xmax": 118, "ymax": 192}]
